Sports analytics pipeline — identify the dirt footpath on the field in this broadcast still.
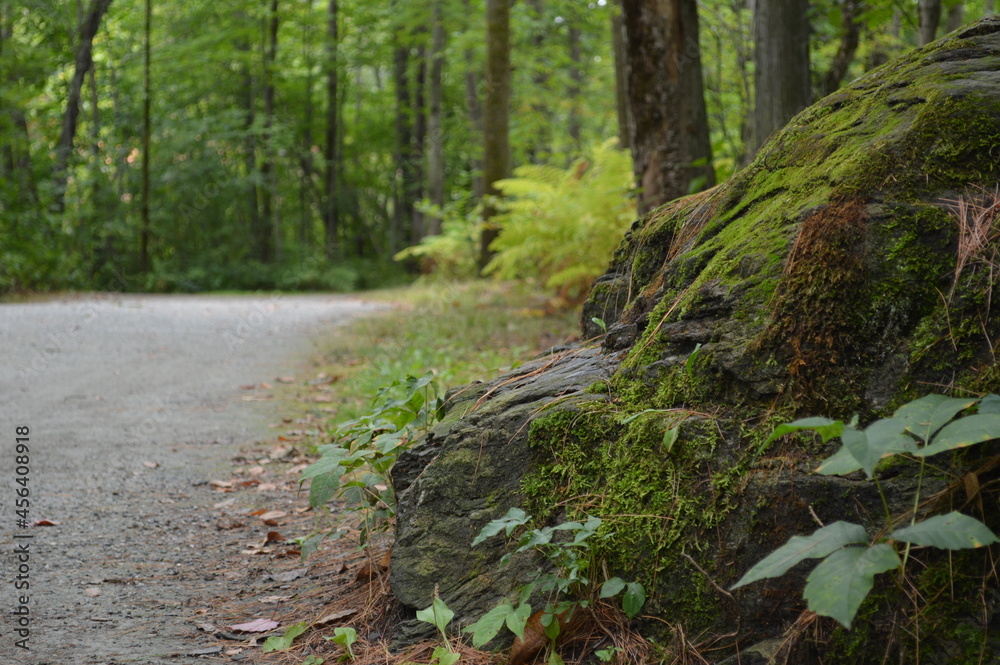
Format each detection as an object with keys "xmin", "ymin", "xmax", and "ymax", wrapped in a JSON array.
[{"xmin": 0, "ymin": 294, "xmax": 381, "ymax": 665}]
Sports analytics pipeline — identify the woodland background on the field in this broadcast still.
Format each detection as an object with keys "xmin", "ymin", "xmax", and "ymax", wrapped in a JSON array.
[{"xmin": 0, "ymin": 0, "xmax": 990, "ymax": 296}]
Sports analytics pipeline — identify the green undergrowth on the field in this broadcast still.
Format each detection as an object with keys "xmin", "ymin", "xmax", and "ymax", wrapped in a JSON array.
[{"xmin": 301, "ymin": 280, "xmax": 579, "ymax": 425}]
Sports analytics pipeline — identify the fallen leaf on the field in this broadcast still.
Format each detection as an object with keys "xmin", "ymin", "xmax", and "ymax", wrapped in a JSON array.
[
  {"xmin": 195, "ymin": 622, "xmax": 218, "ymax": 633},
  {"xmin": 210, "ymin": 480, "xmax": 233, "ymax": 489},
  {"xmin": 259, "ymin": 382, "xmax": 273, "ymax": 389},
  {"xmin": 277, "ymin": 548, "xmax": 302, "ymax": 558},
  {"xmin": 247, "ymin": 466, "xmax": 266, "ymax": 476},
  {"xmin": 83, "ymin": 588, "xmax": 102, "ymax": 597},
  {"xmin": 213, "ymin": 498, "xmax": 237, "ymax": 509},
  {"xmin": 269, "ymin": 567, "xmax": 308, "ymax": 582},
  {"xmin": 260, "ymin": 595, "xmax": 293, "ymax": 604},
  {"xmin": 276, "ymin": 376, "xmax": 296, "ymax": 383},
  {"xmin": 259, "ymin": 510, "xmax": 287, "ymax": 523},
  {"xmin": 143, "ymin": 461, "xmax": 159, "ymax": 469},
  {"xmin": 314, "ymin": 609, "xmax": 358, "ymax": 626},
  {"xmin": 311, "ymin": 395, "xmax": 334, "ymax": 403},
  {"xmin": 256, "ymin": 482, "xmax": 278, "ymax": 492},
  {"xmin": 237, "ymin": 479, "xmax": 260, "ymax": 488},
  {"xmin": 264, "ymin": 531, "xmax": 284, "ymax": 543},
  {"xmin": 228, "ymin": 618, "xmax": 279, "ymax": 633},
  {"xmin": 32, "ymin": 519, "xmax": 59, "ymax": 526},
  {"xmin": 240, "ymin": 384, "xmax": 257, "ymax": 390},
  {"xmin": 225, "ymin": 649, "xmax": 243, "ymax": 656},
  {"xmin": 286, "ymin": 463, "xmax": 309, "ymax": 475},
  {"xmin": 216, "ymin": 518, "xmax": 245, "ymax": 531}
]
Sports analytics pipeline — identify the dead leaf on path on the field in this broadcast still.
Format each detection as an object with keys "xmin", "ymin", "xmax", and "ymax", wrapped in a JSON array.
[
  {"xmin": 225, "ymin": 648, "xmax": 243, "ymax": 656},
  {"xmin": 247, "ymin": 466, "xmax": 266, "ymax": 476},
  {"xmin": 270, "ymin": 445, "xmax": 292, "ymax": 458},
  {"xmin": 269, "ymin": 567, "xmax": 308, "ymax": 582},
  {"xmin": 286, "ymin": 463, "xmax": 309, "ymax": 475},
  {"xmin": 32, "ymin": 519, "xmax": 59, "ymax": 526},
  {"xmin": 143, "ymin": 461, "xmax": 159, "ymax": 469},
  {"xmin": 210, "ymin": 480, "xmax": 233, "ymax": 489},
  {"xmin": 276, "ymin": 376, "xmax": 296, "ymax": 383},
  {"xmin": 261, "ymin": 595, "xmax": 293, "ymax": 604},
  {"xmin": 294, "ymin": 504, "xmax": 312, "ymax": 513},
  {"xmin": 242, "ymin": 394, "xmax": 273, "ymax": 402},
  {"xmin": 83, "ymin": 588, "xmax": 102, "ymax": 597},
  {"xmin": 311, "ymin": 395, "xmax": 334, "ymax": 403},
  {"xmin": 188, "ymin": 646, "xmax": 223, "ymax": 656},
  {"xmin": 216, "ymin": 518, "xmax": 245, "ymax": 530},
  {"xmin": 256, "ymin": 482, "xmax": 278, "ymax": 492},
  {"xmin": 259, "ymin": 510, "xmax": 287, "ymax": 523},
  {"xmin": 227, "ymin": 618, "xmax": 279, "ymax": 633},
  {"xmin": 276, "ymin": 548, "xmax": 301, "ymax": 558},
  {"xmin": 264, "ymin": 531, "xmax": 284, "ymax": 543},
  {"xmin": 195, "ymin": 622, "xmax": 218, "ymax": 633},
  {"xmin": 240, "ymin": 384, "xmax": 257, "ymax": 391},
  {"xmin": 314, "ymin": 609, "xmax": 358, "ymax": 626},
  {"xmin": 213, "ymin": 498, "xmax": 236, "ymax": 509},
  {"xmin": 236, "ymin": 479, "xmax": 260, "ymax": 488},
  {"xmin": 259, "ymin": 382, "xmax": 273, "ymax": 389}
]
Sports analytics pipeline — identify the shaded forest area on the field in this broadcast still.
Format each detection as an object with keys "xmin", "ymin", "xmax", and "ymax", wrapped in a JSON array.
[{"xmin": 0, "ymin": 0, "xmax": 991, "ymax": 294}]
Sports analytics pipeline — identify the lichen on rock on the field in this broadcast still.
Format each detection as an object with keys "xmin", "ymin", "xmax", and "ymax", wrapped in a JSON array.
[{"xmin": 390, "ymin": 18, "xmax": 1000, "ymax": 662}]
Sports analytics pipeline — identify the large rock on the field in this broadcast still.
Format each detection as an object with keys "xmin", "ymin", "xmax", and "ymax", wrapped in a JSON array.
[{"xmin": 391, "ymin": 19, "xmax": 1000, "ymax": 662}]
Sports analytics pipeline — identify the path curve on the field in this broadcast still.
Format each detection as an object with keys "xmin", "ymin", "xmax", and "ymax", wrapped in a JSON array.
[{"xmin": 0, "ymin": 293, "xmax": 381, "ymax": 664}]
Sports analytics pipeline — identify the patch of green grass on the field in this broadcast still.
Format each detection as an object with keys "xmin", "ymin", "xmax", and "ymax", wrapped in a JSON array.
[{"xmin": 302, "ymin": 280, "xmax": 580, "ymax": 425}]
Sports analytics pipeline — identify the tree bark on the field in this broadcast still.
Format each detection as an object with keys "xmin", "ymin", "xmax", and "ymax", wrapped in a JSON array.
[
  {"xmin": 412, "ymin": 42, "xmax": 427, "ymax": 240},
  {"xmin": 260, "ymin": 0, "xmax": 279, "ymax": 263},
  {"xmin": 426, "ymin": 0, "xmax": 446, "ymax": 236},
  {"xmin": 299, "ymin": 21, "xmax": 315, "ymax": 245},
  {"xmin": 747, "ymin": 0, "xmax": 811, "ymax": 159},
  {"xmin": 324, "ymin": 0, "xmax": 339, "ymax": 259},
  {"xmin": 611, "ymin": 5, "xmax": 633, "ymax": 155},
  {"xmin": 54, "ymin": 0, "xmax": 113, "ymax": 215},
  {"xmin": 392, "ymin": 41, "xmax": 413, "ymax": 253},
  {"xmin": 945, "ymin": 2, "xmax": 963, "ymax": 31},
  {"xmin": 140, "ymin": 0, "xmax": 151, "ymax": 272},
  {"xmin": 464, "ymin": 0, "xmax": 484, "ymax": 201},
  {"xmin": 918, "ymin": 0, "xmax": 941, "ymax": 46},
  {"xmin": 479, "ymin": 0, "xmax": 512, "ymax": 271},
  {"xmin": 567, "ymin": 22, "xmax": 583, "ymax": 152},
  {"xmin": 819, "ymin": 0, "xmax": 862, "ymax": 97},
  {"xmin": 621, "ymin": 0, "xmax": 715, "ymax": 214}
]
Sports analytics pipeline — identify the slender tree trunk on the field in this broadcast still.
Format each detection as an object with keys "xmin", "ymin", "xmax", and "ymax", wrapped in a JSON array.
[
  {"xmin": 393, "ymin": 42, "xmax": 413, "ymax": 253},
  {"xmin": 987, "ymin": 0, "xmax": 995, "ymax": 16},
  {"xmin": 819, "ymin": 0, "xmax": 862, "ymax": 97},
  {"xmin": 479, "ymin": 0, "xmax": 512, "ymax": 272},
  {"xmin": 611, "ymin": 3, "xmax": 633, "ymax": 155},
  {"xmin": 412, "ymin": 43, "xmax": 427, "ymax": 240},
  {"xmin": 747, "ymin": 0, "xmax": 811, "ymax": 158},
  {"xmin": 919, "ymin": 0, "xmax": 942, "ymax": 45},
  {"xmin": 54, "ymin": 0, "xmax": 113, "ymax": 214},
  {"xmin": 324, "ymin": 0, "xmax": 339, "ymax": 259},
  {"xmin": 567, "ymin": 23, "xmax": 583, "ymax": 153},
  {"xmin": 621, "ymin": 0, "xmax": 715, "ymax": 214},
  {"xmin": 426, "ymin": 0, "xmax": 445, "ymax": 236},
  {"xmin": 260, "ymin": 0, "xmax": 279, "ymax": 263},
  {"xmin": 525, "ymin": 0, "xmax": 550, "ymax": 163},
  {"xmin": 946, "ymin": 3, "xmax": 964, "ymax": 31},
  {"xmin": 299, "ymin": 22, "xmax": 315, "ymax": 245},
  {"xmin": 463, "ymin": 0, "xmax": 484, "ymax": 201},
  {"xmin": 140, "ymin": 0, "xmax": 151, "ymax": 272}
]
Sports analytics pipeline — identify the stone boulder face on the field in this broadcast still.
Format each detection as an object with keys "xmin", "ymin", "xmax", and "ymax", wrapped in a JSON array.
[{"xmin": 391, "ymin": 19, "xmax": 1000, "ymax": 662}]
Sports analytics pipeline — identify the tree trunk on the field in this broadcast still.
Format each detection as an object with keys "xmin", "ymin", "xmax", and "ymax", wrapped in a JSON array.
[
  {"xmin": 946, "ymin": 2, "xmax": 964, "ymax": 31},
  {"xmin": 426, "ymin": 0, "xmax": 445, "ymax": 236},
  {"xmin": 611, "ymin": 3, "xmax": 633, "ymax": 155},
  {"xmin": 260, "ymin": 0, "xmax": 279, "ymax": 263},
  {"xmin": 324, "ymin": 0, "xmax": 339, "ymax": 259},
  {"xmin": 620, "ymin": 0, "xmax": 715, "ymax": 214},
  {"xmin": 479, "ymin": 0, "xmax": 512, "ymax": 272},
  {"xmin": 140, "ymin": 0, "xmax": 151, "ymax": 272},
  {"xmin": 464, "ymin": 0, "xmax": 484, "ymax": 201},
  {"xmin": 819, "ymin": 0, "xmax": 862, "ymax": 97},
  {"xmin": 54, "ymin": 0, "xmax": 113, "ymax": 215},
  {"xmin": 567, "ymin": 23, "xmax": 583, "ymax": 153},
  {"xmin": 747, "ymin": 0, "xmax": 811, "ymax": 159},
  {"xmin": 299, "ymin": 21, "xmax": 315, "ymax": 245},
  {"xmin": 393, "ymin": 42, "xmax": 414, "ymax": 253},
  {"xmin": 525, "ymin": 0, "xmax": 550, "ymax": 163},
  {"xmin": 919, "ymin": 0, "xmax": 941, "ymax": 45},
  {"xmin": 412, "ymin": 43, "xmax": 427, "ymax": 240}
]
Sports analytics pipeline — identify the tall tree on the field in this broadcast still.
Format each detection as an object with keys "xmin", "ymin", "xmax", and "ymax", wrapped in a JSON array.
[
  {"xmin": 426, "ymin": 0, "xmax": 446, "ymax": 236},
  {"xmin": 610, "ymin": 2, "xmax": 633, "ymax": 155},
  {"xmin": 54, "ymin": 0, "xmax": 113, "ymax": 214},
  {"xmin": 747, "ymin": 0, "xmax": 811, "ymax": 158},
  {"xmin": 140, "ymin": 0, "xmax": 150, "ymax": 272},
  {"xmin": 260, "ymin": 0, "xmax": 280, "ymax": 263},
  {"xmin": 393, "ymin": 37, "xmax": 414, "ymax": 253},
  {"xmin": 324, "ymin": 0, "xmax": 338, "ymax": 258},
  {"xmin": 818, "ymin": 0, "xmax": 862, "ymax": 97},
  {"xmin": 919, "ymin": 0, "xmax": 942, "ymax": 45},
  {"xmin": 620, "ymin": 0, "xmax": 714, "ymax": 214},
  {"xmin": 479, "ymin": 0, "xmax": 512, "ymax": 271}
]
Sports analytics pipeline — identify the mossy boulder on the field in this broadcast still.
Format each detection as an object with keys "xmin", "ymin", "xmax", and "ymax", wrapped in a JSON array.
[{"xmin": 390, "ymin": 19, "xmax": 1000, "ymax": 662}]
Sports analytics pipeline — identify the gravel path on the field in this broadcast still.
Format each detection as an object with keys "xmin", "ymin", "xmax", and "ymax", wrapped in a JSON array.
[{"xmin": 0, "ymin": 293, "xmax": 381, "ymax": 664}]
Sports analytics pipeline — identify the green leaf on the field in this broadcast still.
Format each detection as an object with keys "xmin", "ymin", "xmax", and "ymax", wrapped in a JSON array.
[
  {"xmin": 978, "ymin": 394, "xmax": 1000, "ymax": 414},
  {"xmin": 815, "ymin": 445, "xmax": 863, "ymax": 476},
  {"xmin": 622, "ymin": 582, "xmax": 646, "ymax": 618},
  {"xmin": 600, "ymin": 577, "xmax": 626, "ymax": 599},
  {"xmin": 300, "ymin": 447, "xmax": 349, "ymax": 481},
  {"xmin": 841, "ymin": 426, "xmax": 878, "ymax": 478},
  {"xmin": 308, "ymin": 472, "xmax": 342, "ymax": 507},
  {"xmin": 463, "ymin": 601, "xmax": 514, "ymax": 648},
  {"xmin": 415, "ymin": 597, "xmax": 454, "ymax": 638},
  {"xmin": 262, "ymin": 622, "xmax": 309, "ymax": 652},
  {"xmin": 684, "ymin": 343, "xmax": 703, "ymax": 374},
  {"xmin": 595, "ymin": 648, "xmax": 621, "ymax": 662},
  {"xmin": 803, "ymin": 544, "xmax": 900, "ymax": 628},
  {"xmin": 662, "ymin": 427, "xmax": 679, "ymax": 453},
  {"xmin": 895, "ymin": 394, "xmax": 978, "ymax": 442},
  {"xmin": 548, "ymin": 650, "xmax": 566, "ymax": 665},
  {"xmin": 542, "ymin": 611, "xmax": 561, "ymax": 641},
  {"xmin": 302, "ymin": 656, "xmax": 325, "ymax": 665},
  {"xmin": 915, "ymin": 414, "xmax": 1000, "ymax": 457},
  {"xmin": 731, "ymin": 521, "xmax": 868, "ymax": 589},
  {"xmin": 891, "ymin": 511, "xmax": 1000, "ymax": 549},
  {"xmin": 472, "ymin": 507, "xmax": 531, "ymax": 546},
  {"xmin": 326, "ymin": 626, "xmax": 357, "ymax": 661},
  {"xmin": 506, "ymin": 602, "xmax": 532, "ymax": 640},
  {"xmin": 761, "ymin": 417, "xmax": 844, "ymax": 451},
  {"xmin": 432, "ymin": 646, "xmax": 460, "ymax": 665}
]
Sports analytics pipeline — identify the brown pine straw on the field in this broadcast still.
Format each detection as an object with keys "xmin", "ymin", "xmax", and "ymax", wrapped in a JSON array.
[{"xmin": 945, "ymin": 185, "xmax": 1000, "ymax": 300}]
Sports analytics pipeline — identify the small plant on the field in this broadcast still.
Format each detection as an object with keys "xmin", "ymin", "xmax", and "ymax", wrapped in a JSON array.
[
  {"xmin": 734, "ymin": 393, "xmax": 1000, "ymax": 628},
  {"xmin": 416, "ymin": 595, "xmax": 461, "ymax": 665},
  {"xmin": 299, "ymin": 372, "xmax": 444, "ymax": 550},
  {"xmin": 324, "ymin": 626, "xmax": 358, "ymax": 662},
  {"xmin": 464, "ymin": 509, "xmax": 646, "ymax": 656},
  {"xmin": 262, "ymin": 621, "xmax": 310, "ymax": 652}
]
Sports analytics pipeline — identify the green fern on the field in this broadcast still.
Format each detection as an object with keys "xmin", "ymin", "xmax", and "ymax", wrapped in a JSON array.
[{"xmin": 484, "ymin": 139, "xmax": 636, "ymax": 302}]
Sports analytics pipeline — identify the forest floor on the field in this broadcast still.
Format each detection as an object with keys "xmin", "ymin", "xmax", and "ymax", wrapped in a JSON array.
[{"xmin": 2, "ymin": 285, "xmax": 577, "ymax": 665}]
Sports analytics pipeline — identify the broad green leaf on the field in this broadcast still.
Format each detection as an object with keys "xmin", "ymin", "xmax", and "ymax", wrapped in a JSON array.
[
  {"xmin": 890, "ymin": 512, "xmax": 1000, "ymax": 549},
  {"xmin": 432, "ymin": 646, "xmax": 460, "ymax": 665},
  {"xmin": 542, "ymin": 612, "xmax": 561, "ymax": 641},
  {"xmin": 416, "ymin": 597, "xmax": 454, "ymax": 637},
  {"xmin": 472, "ymin": 507, "xmax": 531, "ymax": 546},
  {"xmin": 863, "ymin": 418, "xmax": 917, "ymax": 465},
  {"xmin": 731, "ymin": 521, "xmax": 868, "ymax": 589},
  {"xmin": 841, "ymin": 426, "xmax": 878, "ymax": 478},
  {"xmin": 308, "ymin": 472, "xmax": 342, "ymax": 507},
  {"xmin": 302, "ymin": 656, "xmax": 325, "ymax": 665},
  {"xmin": 915, "ymin": 414, "xmax": 1000, "ymax": 457},
  {"xmin": 815, "ymin": 445, "xmax": 863, "ymax": 475},
  {"xmin": 761, "ymin": 417, "xmax": 845, "ymax": 451},
  {"xmin": 300, "ymin": 447, "xmax": 349, "ymax": 481},
  {"xmin": 623, "ymin": 582, "xmax": 646, "ymax": 618},
  {"xmin": 506, "ymin": 602, "xmax": 532, "ymax": 639},
  {"xmin": 978, "ymin": 394, "xmax": 1000, "ymax": 414},
  {"xmin": 803, "ymin": 544, "xmax": 900, "ymax": 628},
  {"xmin": 895, "ymin": 394, "xmax": 978, "ymax": 441},
  {"xmin": 685, "ymin": 343, "xmax": 703, "ymax": 374},
  {"xmin": 663, "ymin": 427, "xmax": 679, "ymax": 453},
  {"xmin": 463, "ymin": 601, "xmax": 514, "ymax": 647},
  {"xmin": 262, "ymin": 622, "xmax": 309, "ymax": 652},
  {"xmin": 600, "ymin": 577, "xmax": 626, "ymax": 599},
  {"xmin": 548, "ymin": 650, "xmax": 566, "ymax": 665}
]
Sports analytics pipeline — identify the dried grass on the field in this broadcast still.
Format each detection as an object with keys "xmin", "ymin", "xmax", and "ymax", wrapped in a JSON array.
[{"xmin": 946, "ymin": 185, "xmax": 1000, "ymax": 299}]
